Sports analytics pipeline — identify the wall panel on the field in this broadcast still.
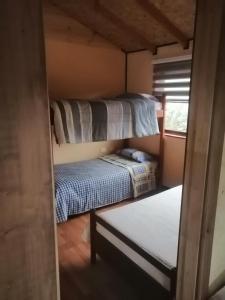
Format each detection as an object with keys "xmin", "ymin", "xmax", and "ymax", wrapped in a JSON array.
[
  {"xmin": 0, "ymin": 1, "xmax": 59, "ymax": 299},
  {"xmin": 209, "ymin": 137, "xmax": 225, "ymax": 294},
  {"xmin": 45, "ymin": 38, "xmax": 125, "ymax": 164}
]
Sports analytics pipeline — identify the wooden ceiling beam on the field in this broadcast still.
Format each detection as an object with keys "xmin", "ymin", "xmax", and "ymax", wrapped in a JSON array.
[
  {"xmin": 137, "ymin": 0, "xmax": 189, "ymax": 49},
  {"xmin": 95, "ymin": 0, "xmax": 156, "ymax": 53},
  {"xmin": 48, "ymin": 1, "xmax": 126, "ymax": 51}
]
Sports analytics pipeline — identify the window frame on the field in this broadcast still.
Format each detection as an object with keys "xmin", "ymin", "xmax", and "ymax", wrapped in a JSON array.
[
  {"xmin": 165, "ymin": 129, "xmax": 187, "ymax": 138},
  {"xmin": 153, "ymin": 56, "xmax": 192, "ymax": 136}
]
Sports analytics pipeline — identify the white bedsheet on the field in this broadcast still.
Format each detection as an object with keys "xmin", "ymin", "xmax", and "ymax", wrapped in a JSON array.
[
  {"xmin": 155, "ymin": 101, "xmax": 162, "ymax": 111},
  {"xmin": 97, "ymin": 186, "xmax": 182, "ymax": 270}
]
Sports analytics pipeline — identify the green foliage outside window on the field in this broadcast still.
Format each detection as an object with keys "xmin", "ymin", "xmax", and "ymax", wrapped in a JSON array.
[{"xmin": 165, "ymin": 103, "xmax": 188, "ymax": 132}]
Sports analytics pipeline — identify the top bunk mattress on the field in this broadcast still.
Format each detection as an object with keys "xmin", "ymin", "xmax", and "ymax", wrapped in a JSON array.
[
  {"xmin": 155, "ymin": 100, "xmax": 162, "ymax": 111},
  {"xmin": 97, "ymin": 186, "xmax": 183, "ymax": 270},
  {"xmin": 51, "ymin": 93, "xmax": 161, "ymax": 144}
]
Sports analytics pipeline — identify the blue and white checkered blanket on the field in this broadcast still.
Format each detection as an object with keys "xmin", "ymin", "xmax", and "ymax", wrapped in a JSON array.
[
  {"xmin": 54, "ymin": 155, "xmax": 157, "ymax": 223},
  {"xmin": 54, "ymin": 159, "xmax": 132, "ymax": 223}
]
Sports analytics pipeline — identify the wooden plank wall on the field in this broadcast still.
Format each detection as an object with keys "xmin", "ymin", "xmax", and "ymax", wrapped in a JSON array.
[
  {"xmin": 196, "ymin": 2, "xmax": 225, "ymax": 297},
  {"xmin": 0, "ymin": 1, "xmax": 59, "ymax": 299},
  {"xmin": 176, "ymin": 0, "xmax": 225, "ymax": 299}
]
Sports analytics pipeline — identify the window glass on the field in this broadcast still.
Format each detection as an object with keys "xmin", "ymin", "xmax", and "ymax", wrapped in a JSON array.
[{"xmin": 165, "ymin": 102, "xmax": 189, "ymax": 132}]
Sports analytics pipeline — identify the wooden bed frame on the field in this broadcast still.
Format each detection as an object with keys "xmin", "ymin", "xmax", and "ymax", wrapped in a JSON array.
[
  {"xmin": 51, "ymin": 95, "xmax": 166, "ymax": 185},
  {"xmin": 123, "ymin": 93, "xmax": 166, "ymax": 186},
  {"xmin": 90, "ymin": 207, "xmax": 176, "ymax": 300},
  {"xmin": 155, "ymin": 93, "xmax": 166, "ymax": 186},
  {"xmin": 52, "ymin": 93, "xmax": 166, "ymax": 223}
]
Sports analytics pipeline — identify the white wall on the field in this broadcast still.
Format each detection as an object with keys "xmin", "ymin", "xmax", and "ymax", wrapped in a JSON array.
[
  {"xmin": 52, "ymin": 134, "xmax": 124, "ymax": 164},
  {"xmin": 45, "ymin": 36, "xmax": 125, "ymax": 164},
  {"xmin": 127, "ymin": 51, "xmax": 153, "ymax": 93}
]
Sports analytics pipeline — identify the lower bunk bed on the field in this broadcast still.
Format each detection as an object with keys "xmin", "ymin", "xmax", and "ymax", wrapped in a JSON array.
[
  {"xmin": 54, "ymin": 153, "xmax": 158, "ymax": 223},
  {"xmin": 90, "ymin": 186, "xmax": 182, "ymax": 300}
]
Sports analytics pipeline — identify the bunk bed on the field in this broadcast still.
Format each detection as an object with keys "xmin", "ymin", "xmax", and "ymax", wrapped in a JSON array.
[
  {"xmin": 51, "ymin": 93, "xmax": 165, "ymax": 223},
  {"xmin": 90, "ymin": 186, "xmax": 182, "ymax": 300},
  {"xmin": 51, "ymin": 93, "xmax": 165, "ymax": 144}
]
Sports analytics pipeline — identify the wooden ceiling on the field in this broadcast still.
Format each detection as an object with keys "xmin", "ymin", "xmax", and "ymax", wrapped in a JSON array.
[{"xmin": 44, "ymin": 0, "xmax": 195, "ymax": 53}]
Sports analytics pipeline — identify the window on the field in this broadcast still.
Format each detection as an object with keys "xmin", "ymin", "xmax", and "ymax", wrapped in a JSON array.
[{"xmin": 153, "ymin": 59, "xmax": 192, "ymax": 134}]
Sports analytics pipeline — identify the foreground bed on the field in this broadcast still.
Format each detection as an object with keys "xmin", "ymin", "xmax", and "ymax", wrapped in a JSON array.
[
  {"xmin": 90, "ymin": 186, "xmax": 182, "ymax": 299},
  {"xmin": 54, "ymin": 154, "xmax": 158, "ymax": 223}
]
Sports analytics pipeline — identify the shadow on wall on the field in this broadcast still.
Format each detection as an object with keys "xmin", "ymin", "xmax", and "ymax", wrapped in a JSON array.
[
  {"xmin": 52, "ymin": 132, "xmax": 125, "ymax": 165},
  {"xmin": 128, "ymin": 135, "xmax": 186, "ymax": 187}
]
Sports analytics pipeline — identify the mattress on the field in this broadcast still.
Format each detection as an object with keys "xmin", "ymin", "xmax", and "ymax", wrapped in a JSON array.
[
  {"xmin": 51, "ymin": 94, "xmax": 160, "ymax": 145},
  {"xmin": 138, "ymin": 93, "xmax": 162, "ymax": 110},
  {"xmin": 96, "ymin": 186, "xmax": 182, "ymax": 290},
  {"xmin": 155, "ymin": 101, "xmax": 162, "ymax": 111},
  {"xmin": 54, "ymin": 159, "xmax": 132, "ymax": 223}
]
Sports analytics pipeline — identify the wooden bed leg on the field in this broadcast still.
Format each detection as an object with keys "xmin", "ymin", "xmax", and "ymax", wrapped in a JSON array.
[
  {"xmin": 170, "ymin": 269, "xmax": 177, "ymax": 300},
  {"xmin": 90, "ymin": 210, "xmax": 97, "ymax": 264},
  {"xmin": 158, "ymin": 93, "xmax": 166, "ymax": 187}
]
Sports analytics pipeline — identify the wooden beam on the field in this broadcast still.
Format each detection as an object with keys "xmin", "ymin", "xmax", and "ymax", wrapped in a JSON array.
[
  {"xmin": 49, "ymin": 0, "xmax": 125, "ymax": 51},
  {"xmin": 95, "ymin": 1, "xmax": 156, "ymax": 53},
  {"xmin": 136, "ymin": 0, "xmax": 189, "ymax": 48},
  {"xmin": 124, "ymin": 52, "xmax": 128, "ymax": 92},
  {"xmin": 0, "ymin": 0, "xmax": 59, "ymax": 299},
  {"xmin": 176, "ymin": 0, "xmax": 225, "ymax": 299}
]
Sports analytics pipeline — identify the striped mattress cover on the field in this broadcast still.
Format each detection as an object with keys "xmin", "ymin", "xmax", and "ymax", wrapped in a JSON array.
[
  {"xmin": 54, "ymin": 156, "xmax": 157, "ymax": 223},
  {"xmin": 51, "ymin": 94, "xmax": 160, "ymax": 144}
]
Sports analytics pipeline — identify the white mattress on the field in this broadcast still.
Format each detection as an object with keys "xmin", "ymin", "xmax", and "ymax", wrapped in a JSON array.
[
  {"xmin": 139, "ymin": 93, "xmax": 162, "ymax": 111},
  {"xmin": 154, "ymin": 101, "xmax": 162, "ymax": 111},
  {"xmin": 96, "ymin": 186, "xmax": 182, "ymax": 289}
]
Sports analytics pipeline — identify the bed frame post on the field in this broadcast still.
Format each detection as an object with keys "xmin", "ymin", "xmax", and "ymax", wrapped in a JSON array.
[
  {"xmin": 170, "ymin": 269, "xmax": 177, "ymax": 299},
  {"xmin": 90, "ymin": 210, "xmax": 97, "ymax": 264},
  {"xmin": 158, "ymin": 94, "xmax": 166, "ymax": 186},
  {"xmin": 177, "ymin": 1, "xmax": 225, "ymax": 298}
]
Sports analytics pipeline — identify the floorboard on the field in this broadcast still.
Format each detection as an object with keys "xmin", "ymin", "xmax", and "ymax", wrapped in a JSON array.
[
  {"xmin": 57, "ymin": 202, "xmax": 143, "ymax": 300},
  {"xmin": 57, "ymin": 188, "xmax": 169, "ymax": 300}
]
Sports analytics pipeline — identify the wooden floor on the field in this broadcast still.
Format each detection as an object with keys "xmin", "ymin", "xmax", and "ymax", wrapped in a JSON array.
[
  {"xmin": 57, "ymin": 206, "xmax": 142, "ymax": 300},
  {"xmin": 57, "ymin": 188, "xmax": 169, "ymax": 300}
]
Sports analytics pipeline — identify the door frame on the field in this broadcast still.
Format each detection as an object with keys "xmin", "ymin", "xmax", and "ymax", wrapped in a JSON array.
[{"xmin": 176, "ymin": 0, "xmax": 225, "ymax": 299}]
